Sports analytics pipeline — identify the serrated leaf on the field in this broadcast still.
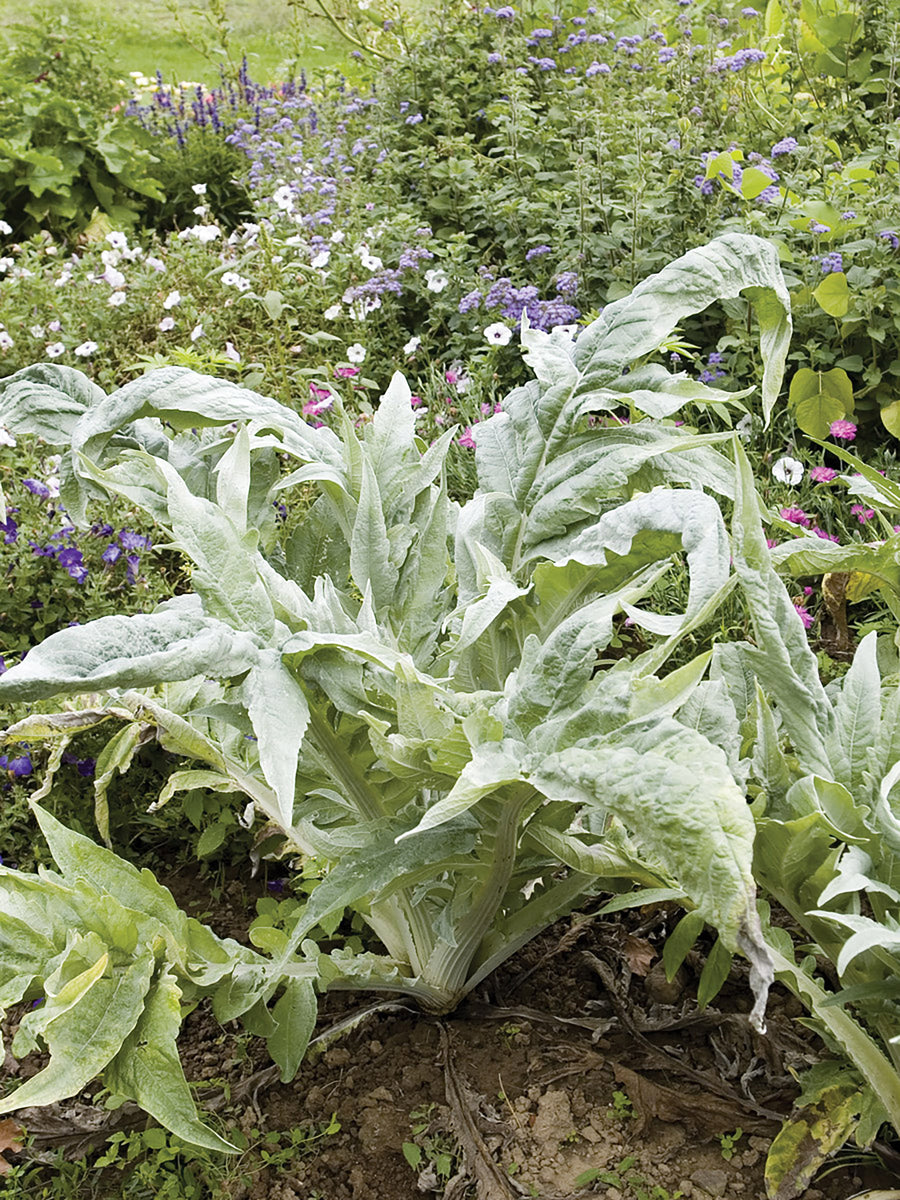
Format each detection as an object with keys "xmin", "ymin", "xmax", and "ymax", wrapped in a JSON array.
[
  {"xmin": 267, "ymin": 977, "xmax": 318, "ymax": 1082},
  {"xmin": 0, "ymin": 608, "xmax": 260, "ymax": 703},
  {"xmin": 105, "ymin": 968, "xmax": 237, "ymax": 1153}
]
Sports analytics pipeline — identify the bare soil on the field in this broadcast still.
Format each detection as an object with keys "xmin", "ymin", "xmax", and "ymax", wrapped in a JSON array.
[{"xmin": 3, "ymin": 872, "xmax": 899, "ymax": 1200}]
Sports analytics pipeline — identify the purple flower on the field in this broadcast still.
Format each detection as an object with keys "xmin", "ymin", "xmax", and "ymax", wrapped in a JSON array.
[
  {"xmin": 77, "ymin": 758, "xmax": 97, "ymax": 777},
  {"xmin": 7, "ymin": 754, "xmax": 33, "ymax": 777},
  {"xmin": 841, "ymin": 210, "xmax": 857, "ymax": 220},
  {"xmin": 102, "ymin": 544, "xmax": 122, "ymax": 564},
  {"xmin": 23, "ymin": 479, "xmax": 51, "ymax": 500},
  {"xmin": 829, "ymin": 419, "xmax": 857, "ymax": 441},
  {"xmin": 585, "ymin": 60, "xmax": 610, "ymax": 76},
  {"xmin": 487, "ymin": 52, "xmax": 502, "ymax": 63},
  {"xmin": 119, "ymin": 530, "xmax": 151, "ymax": 551},
  {"xmin": 741, "ymin": 6, "xmax": 759, "ymax": 14},
  {"xmin": 793, "ymin": 603, "xmax": 813, "ymax": 629},
  {"xmin": 0, "ymin": 656, "xmax": 6, "ymax": 675},
  {"xmin": 819, "ymin": 251, "xmax": 843, "ymax": 273},
  {"xmin": 526, "ymin": 245, "xmax": 552, "ymax": 261},
  {"xmin": 879, "ymin": 230, "xmax": 900, "ymax": 249},
  {"xmin": 851, "ymin": 504, "xmax": 875, "ymax": 524},
  {"xmin": 809, "ymin": 466, "xmax": 837, "ymax": 482},
  {"xmin": 772, "ymin": 137, "xmax": 799, "ymax": 157},
  {"xmin": 458, "ymin": 427, "xmax": 477, "ymax": 450},
  {"xmin": 780, "ymin": 506, "xmax": 811, "ymax": 526},
  {"xmin": 555, "ymin": 271, "xmax": 578, "ymax": 296},
  {"xmin": 495, "ymin": 5, "xmax": 515, "ymax": 16},
  {"xmin": 0, "ymin": 514, "xmax": 17, "ymax": 543}
]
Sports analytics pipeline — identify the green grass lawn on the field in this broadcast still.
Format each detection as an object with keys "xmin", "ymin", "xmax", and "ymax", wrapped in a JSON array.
[{"xmin": 0, "ymin": 0, "xmax": 353, "ymax": 84}]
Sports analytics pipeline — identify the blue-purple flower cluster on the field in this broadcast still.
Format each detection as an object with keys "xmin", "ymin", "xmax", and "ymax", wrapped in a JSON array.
[{"xmin": 459, "ymin": 271, "xmax": 580, "ymax": 331}]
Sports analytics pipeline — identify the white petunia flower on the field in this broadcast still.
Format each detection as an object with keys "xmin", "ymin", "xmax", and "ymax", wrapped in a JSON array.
[
  {"xmin": 163, "ymin": 289, "xmax": 181, "ymax": 309},
  {"xmin": 0, "ymin": 330, "xmax": 13, "ymax": 351},
  {"xmin": 223, "ymin": 341, "xmax": 241, "ymax": 362},
  {"xmin": 190, "ymin": 323, "xmax": 204, "ymax": 342},
  {"xmin": 106, "ymin": 231, "xmax": 128, "ymax": 250},
  {"xmin": 0, "ymin": 220, "xmax": 11, "ymax": 235},
  {"xmin": 29, "ymin": 325, "xmax": 44, "ymax": 339},
  {"xmin": 192, "ymin": 182, "xmax": 208, "ymax": 195},
  {"xmin": 272, "ymin": 184, "xmax": 295, "ymax": 211},
  {"xmin": 46, "ymin": 341, "xmax": 65, "ymax": 358},
  {"xmin": 484, "ymin": 322, "xmax": 512, "ymax": 346},
  {"xmin": 346, "ymin": 343, "xmax": 367, "ymax": 364},
  {"xmin": 772, "ymin": 455, "xmax": 804, "ymax": 485},
  {"xmin": 403, "ymin": 335, "xmax": 421, "ymax": 355},
  {"xmin": 323, "ymin": 304, "xmax": 342, "ymax": 320},
  {"xmin": 330, "ymin": 230, "xmax": 345, "ymax": 243},
  {"xmin": 424, "ymin": 268, "xmax": 449, "ymax": 293},
  {"xmin": 108, "ymin": 291, "xmax": 127, "ymax": 307},
  {"xmin": 101, "ymin": 266, "xmax": 125, "ymax": 289},
  {"xmin": 158, "ymin": 316, "xmax": 175, "ymax": 331},
  {"xmin": 735, "ymin": 413, "xmax": 753, "ymax": 443},
  {"xmin": 74, "ymin": 340, "xmax": 98, "ymax": 357},
  {"xmin": 0, "ymin": 425, "xmax": 16, "ymax": 447},
  {"xmin": 146, "ymin": 255, "xmax": 166, "ymax": 272},
  {"xmin": 360, "ymin": 252, "xmax": 383, "ymax": 271},
  {"xmin": 311, "ymin": 249, "xmax": 331, "ymax": 269}
]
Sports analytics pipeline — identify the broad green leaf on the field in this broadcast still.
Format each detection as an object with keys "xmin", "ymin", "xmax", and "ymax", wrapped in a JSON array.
[
  {"xmin": 105, "ymin": 968, "xmax": 237, "ymax": 1153},
  {"xmin": 350, "ymin": 457, "xmax": 398, "ymax": 614},
  {"xmin": 267, "ymin": 977, "xmax": 318, "ymax": 1082},
  {"xmin": 812, "ymin": 273, "xmax": 851, "ymax": 318},
  {"xmin": 731, "ymin": 439, "xmax": 836, "ymax": 778},
  {"xmin": 0, "ymin": 364, "xmax": 101, "ymax": 442},
  {"xmin": 788, "ymin": 367, "xmax": 853, "ymax": 437},
  {"xmin": 0, "ymin": 608, "xmax": 260, "ymax": 702},
  {"xmin": 397, "ymin": 741, "xmax": 525, "ymax": 838},
  {"xmin": 242, "ymin": 651, "xmax": 310, "ymax": 828},
  {"xmin": 0, "ymin": 949, "xmax": 154, "ymax": 1114},
  {"xmin": 214, "ymin": 424, "xmax": 252, "ymax": 534},
  {"xmin": 572, "ymin": 234, "xmax": 790, "ymax": 427},
  {"xmin": 833, "ymin": 633, "xmax": 881, "ymax": 797}
]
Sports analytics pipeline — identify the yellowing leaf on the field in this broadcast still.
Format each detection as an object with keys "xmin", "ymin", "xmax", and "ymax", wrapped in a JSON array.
[{"xmin": 813, "ymin": 272, "xmax": 850, "ymax": 317}]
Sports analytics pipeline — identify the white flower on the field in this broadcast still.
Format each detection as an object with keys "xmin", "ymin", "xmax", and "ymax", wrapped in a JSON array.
[
  {"xmin": 223, "ymin": 341, "xmax": 241, "ymax": 362},
  {"xmin": 346, "ymin": 343, "xmax": 367, "ymax": 364},
  {"xmin": 735, "ymin": 413, "xmax": 753, "ymax": 443},
  {"xmin": 221, "ymin": 271, "xmax": 251, "ymax": 291},
  {"xmin": 158, "ymin": 316, "xmax": 175, "ymax": 331},
  {"xmin": 360, "ymin": 252, "xmax": 383, "ymax": 271},
  {"xmin": 54, "ymin": 271, "xmax": 72, "ymax": 288},
  {"xmin": 146, "ymin": 255, "xmax": 166, "ymax": 272},
  {"xmin": 29, "ymin": 325, "xmax": 44, "ymax": 339},
  {"xmin": 188, "ymin": 224, "xmax": 220, "ymax": 243},
  {"xmin": 0, "ymin": 425, "xmax": 16, "ymax": 447},
  {"xmin": 484, "ymin": 322, "xmax": 512, "ymax": 346},
  {"xmin": 403, "ymin": 335, "xmax": 421, "ymax": 355},
  {"xmin": 311, "ymin": 249, "xmax": 331, "ymax": 269},
  {"xmin": 272, "ymin": 184, "xmax": 295, "ymax": 211},
  {"xmin": 0, "ymin": 220, "xmax": 11, "ymax": 235},
  {"xmin": 74, "ymin": 341, "xmax": 98, "ymax": 357},
  {"xmin": 323, "ymin": 304, "xmax": 342, "ymax": 320},
  {"xmin": 101, "ymin": 248, "xmax": 121, "ymax": 267},
  {"xmin": 358, "ymin": 0, "xmax": 372, "ymax": 9},
  {"xmin": 106, "ymin": 231, "xmax": 128, "ymax": 250},
  {"xmin": 46, "ymin": 342, "xmax": 65, "ymax": 358},
  {"xmin": 330, "ymin": 230, "xmax": 345, "ymax": 243},
  {"xmin": 192, "ymin": 204, "xmax": 208, "ymax": 217},
  {"xmin": 0, "ymin": 330, "xmax": 13, "ymax": 351},
  {"xmin": 108, "ymin": 291, "xmax": 127, "ymax": 307},
  {"xmin": 424, "ymin": 268, "xmax": 449, "ymax": 293},
  {"xmin": 552, "ymin": 323, "xmax": 578, "ymax": 338},
  {"xmin": 772, "ymin": 455, "xmax": 804, "ymax": 485},
  {"xmin": 0, "ymin": 258, "xmax": 14, "ymax": 274},
  {"xmin": 163, "ymin": 289, "xmax": 181, "ymax": 309},
  {"xmin": 45, "ymin": 476, "xmax": 60, "ymax": 498},
  {"xmin": 191, "ymin": 183, "xmax": 208, "ymax": 195},
  {"xmin": 101, "ymin": 266, "xmax": 125, "ymax": 289},
  {"xmin": 190, "ymin": 323, "xmax": 204, "ymax": 342}
]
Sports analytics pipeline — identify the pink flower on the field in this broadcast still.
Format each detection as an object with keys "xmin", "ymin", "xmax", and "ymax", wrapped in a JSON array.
[
  {"xmin": 780, "ymin": 506, "xmax": 811, "ymax": 526},
  {"xmin": 851, "ymin": 504, "xmax": 875, "ymax": 524},
  {"xmin": 766, "ymin": 537, "xmax": 779, "ymax": 548},
  {"xmin": 457, "ymin": 427, "xmax": 477, "ymax": 449},
  {"xmin": 410, "ymin": 394, "xmax": 423, "ymax": 408},
  {"xmin": 309, "ymin": 383, "xmax": 331, "ymax": 401},
  {"xmin": 445, "ymin": 370, "xmax": 458, "ymax": 385},
  {"xmin": 334, "ymin": 365, "xmax": 359, "ymax": 378},
  {"xmin": 829, "ymin": 419, "xmax": 857, "ymax": 441},
  {"xmin": 794, "ymin": 603, "xmax": 814, "ymax": 629},
  {"xmin": 810, "ymin": 466, "xmax": 837, "ymax": 483},
  {"xmin": 813, "ymin": 526, "xmax": 839, "ymax": 542}
]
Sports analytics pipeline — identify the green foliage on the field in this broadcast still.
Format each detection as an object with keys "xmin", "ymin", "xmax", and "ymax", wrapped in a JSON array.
[
  {"xmin": 0, "ymin": 235, "xmax": 790, "ymax": 1144},
  {"xmin": 0, "ymin": 18, "xmax": 164, "ymax": 238}
]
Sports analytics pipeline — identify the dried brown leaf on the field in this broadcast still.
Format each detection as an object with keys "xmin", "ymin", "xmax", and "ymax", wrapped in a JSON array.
[{"xmin": 0, "ymin": 1117, "xmax": 25, "ymax": 1174}]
